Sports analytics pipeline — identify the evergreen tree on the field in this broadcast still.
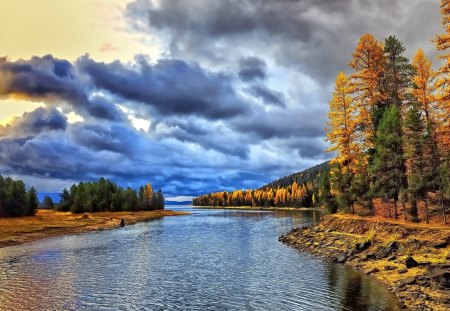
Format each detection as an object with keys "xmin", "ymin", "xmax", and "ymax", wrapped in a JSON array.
[
  {"xmin": 371, "ymin": 105, "xmax": 405, "ymax": 218},
  {"xmin": 42, "ymin": 195, "xmax": 55, "ymax": 209},
  {"xmin": 26, "ymin": 187, "xmax": 39, "ymax": 216},
  {"xmin": 318, "ymin": 169, "xmax": 337, "ymax": 213},
  {"xmin": 383, "ymin": 36, "xmax": 414, "ymax": 107},
  {"xmin": 404, "ymin": 103, "xmax": 427, "ymax": 222}
]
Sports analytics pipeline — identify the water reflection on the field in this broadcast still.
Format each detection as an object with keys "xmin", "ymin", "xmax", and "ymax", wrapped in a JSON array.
[{"xmin": 0, "ymin": 207, "xmax": 400, "ymax": 311}]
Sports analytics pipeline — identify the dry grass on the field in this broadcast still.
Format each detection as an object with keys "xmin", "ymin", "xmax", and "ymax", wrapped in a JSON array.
[{"xmin": 0, "ymin": 209, "xmax": 189, "ymax": 248}]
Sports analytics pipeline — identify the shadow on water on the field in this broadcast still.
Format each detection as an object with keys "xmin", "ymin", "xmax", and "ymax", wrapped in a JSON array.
[{"xmin": 0, "ymin": 206, "xmax": 400, "ymax": 311}]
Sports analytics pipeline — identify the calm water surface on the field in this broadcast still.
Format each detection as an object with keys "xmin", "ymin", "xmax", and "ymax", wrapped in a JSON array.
[{"xmin": 0, "ymin": 206, "xmax": 400, "ymax": 311}]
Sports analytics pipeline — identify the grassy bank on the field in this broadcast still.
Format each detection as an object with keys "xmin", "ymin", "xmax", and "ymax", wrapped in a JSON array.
[
  {"xmin": 0, "ymin": 209, "xmax": 189, "ymax": 248},
  {"xmin": 280, "ymin": 214, "xmax": 450, "ymax": 311}
]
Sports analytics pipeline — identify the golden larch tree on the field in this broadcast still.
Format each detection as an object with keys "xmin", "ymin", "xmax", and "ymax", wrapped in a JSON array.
[
  {"xmin": 435, "ymin": 0, "xmax": 450, "ymax": 150},
  {"xmin": 349, "ymin": 33, "xmax": 385, "ymax": 151},
  {"xmin": 326, "ymin": 72, "xmax": 363, "ymax": 174},
  {"xmin": 412, "ymin": 49, "xmax": 437, "ymax": 124}
]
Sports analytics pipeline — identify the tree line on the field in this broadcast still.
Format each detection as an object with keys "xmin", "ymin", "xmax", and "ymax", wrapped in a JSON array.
[
  {"xmin": 0, "ymin": 175, "xmax": 39, "ymax": 217},
  {"xmin": 0, "ymin": 175, "xmax": 165, "ymax": 217},
  {"xmin": 57, "ymin": 178, "xmax": 165, "ymax": 213},
  {"xmin": 193, "ymin": 180, "xmax": 319, "ymax": 208},
  {"xmin": 322, "ymin": 1, "xmax": 450, "ymax": 223}
]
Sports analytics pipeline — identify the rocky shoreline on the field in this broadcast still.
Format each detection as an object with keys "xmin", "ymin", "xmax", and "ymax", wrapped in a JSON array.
[{"xmin": 279, "ymin": 215, "xmax": 450, "ymax": 311}]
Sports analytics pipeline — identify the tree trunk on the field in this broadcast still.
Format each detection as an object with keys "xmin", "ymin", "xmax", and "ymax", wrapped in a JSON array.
[
  {"xmin": 394, "ymin": 200, "xmax": 398, "ymax": 219},
  {"xmin": 444, "ymin": 202, "xmax": 447, "ymax": 225},
  {"xmin": 440, "ymin": 192, "xmax": 447, "ymax": 225},
  {"xmin": 402, "ymin": 201, "xmax": 407, "ymax": 220},
  {"xmin": 425, "ymin": 199, "xmax": 429, "ymax": 224}
]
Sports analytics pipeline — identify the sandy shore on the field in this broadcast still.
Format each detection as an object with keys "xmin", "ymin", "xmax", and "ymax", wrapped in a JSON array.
[
  {"xmin": 0, "ymin": 209, "xmax": 189, "ymax": 248},
  {"xmin": 280, "ymin": 214, "xmax": 450, "ymax": 310}
]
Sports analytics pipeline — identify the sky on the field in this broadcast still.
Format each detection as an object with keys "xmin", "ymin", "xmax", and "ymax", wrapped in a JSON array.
[{"xmin": 0, "ymin": 0, "xmax": 443, "ymax": 200}]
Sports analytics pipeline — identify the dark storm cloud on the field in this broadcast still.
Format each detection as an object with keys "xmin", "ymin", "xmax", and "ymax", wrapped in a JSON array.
[
  {"xmin": 0, "ymin": 55, "xmax": 124, "ymax": 122},
  {"xmin": 248, "ymin": 85, "xmax": 285, "ymax": 107},
  {"xmin": 232, "ymin": 105, "xmax": 326, "ymax": 140},
  {"xmin": 77, "ymin": 55, "xmax": 247, "ymax": 119},
  {"xmin": 0, "ymin": 107, "xmax": 67, "ymax": 137},
  {"xmin": 238, "ymin": 57, "xmax": 266, "ymax": 81},
  {"xmin": 153, "ymin": 117, "xmax": 250, "ymax": 159},
  {"xmin": 69, "ymin": 123, "xmax": 139, "ymax": 155},
  {"xmin": 0, "ymin": 55, "xmax": 81, "ymax": 101},
  {"xmin": 126, "ymin": 0, "xmax": 440, "ymax": 83}
]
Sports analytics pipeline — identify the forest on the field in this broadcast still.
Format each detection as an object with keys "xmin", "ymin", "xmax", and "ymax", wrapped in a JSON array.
[
  {"xmin": 0, "ymin": 175, "xmax": 39, "ymax": 217},
  {"xmin": 0, "ymin": 176, "xmax": 164, "ymax": 217},
  {"xmin": 321, "ymin": 1, "xmax": 450, "ymax": 223},
  {"xmin": 192, "ymin": 163, "xmax": 328, "ymax": 207},
  {"xmin": 57, "ymin": 178, "xmax": 165, "ymax": 213}
]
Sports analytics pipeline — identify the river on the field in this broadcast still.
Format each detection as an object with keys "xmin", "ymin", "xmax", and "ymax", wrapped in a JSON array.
[{"xmin": 0, "ymin": 206, "xmax": 400, "ymax": 310}]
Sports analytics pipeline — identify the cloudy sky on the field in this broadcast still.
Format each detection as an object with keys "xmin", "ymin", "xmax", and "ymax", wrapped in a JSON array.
[{"xmin": 0, "ymin": 0, "xmax": 442, "ymax": 200}]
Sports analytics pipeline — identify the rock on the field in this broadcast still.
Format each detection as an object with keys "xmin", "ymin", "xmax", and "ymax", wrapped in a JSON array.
[
  {"xmin": 398, "ymin": 269, "xmax": 408, "ymax": 274},
  {"xmin": 429, "ymin": 269, "xmax": 450, "ymax": 288},
  {"xmin": 399, "ymin": 277, "xmax": 416, "ymax": 287},
  {"xmin": 120, "ymin": 218, "xmax": 125, "ymax": 227},
  {"xmin": 405, "ymin": 256, "xmax": 419, "ymax": 268},
  {"xmin": 433, "ymin": 240, "xmax": 448, "ymax": 249},
  {"xmin": 365, "ymin": 267, "xmax": 380, "ymax": 274},
  {"xmin": 375, "ymin": 246, "xmax": 390, "ymax": 259},
  {"xmin": 324, "ymin": 241, "xmax": 334, "ymax": 247},
  {"xmin": 386, "ymin": 241, "xmax": 398, "ymax": 251},
  {"xmin": 387, "ymin": 255, "xmax": 397, "ymax": 261},
  {"xmin": 385, "ymin": 265, "xmax": 397, "ymax": 271},
  {"xmin": 356, "ymin": 240, "xmax": 371, "ymax": 252},
  {"xmin": 337, "ymin": 255, "xmax": 347, "ymax": 263}
]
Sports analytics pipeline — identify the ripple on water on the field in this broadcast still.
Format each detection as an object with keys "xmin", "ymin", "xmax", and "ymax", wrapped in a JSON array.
[{"xmin": 0, "ymin": 207, "xmax": 400, "ymax": 311}]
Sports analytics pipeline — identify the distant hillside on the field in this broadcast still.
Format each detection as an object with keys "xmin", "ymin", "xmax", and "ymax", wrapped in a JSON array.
[
  {"xmin": 260, "ymin": 162, "xmax": 329, "ymax": 191},
  {"xmin": 193, "ymin": 162, "xmax": 330, "ymax": 208}
]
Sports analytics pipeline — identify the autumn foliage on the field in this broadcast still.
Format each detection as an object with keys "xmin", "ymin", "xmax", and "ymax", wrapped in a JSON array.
[{"xmin": 323, "ymin": 0, "xmax": 450, "ymax": 224}]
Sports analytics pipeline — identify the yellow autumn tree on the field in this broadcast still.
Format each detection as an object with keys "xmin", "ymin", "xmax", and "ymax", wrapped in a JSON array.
[
  {"xmin": 435, "ymin": 0, "xmax": 450, "ymax": 150},
  {"xmin": 144, "ymin": 183, "xmax": 153, "ymax": 201},
  {"xmin": 349, "ymin": 33, "xmax": 385, "ymax": 151},
  {"xmin": 412, "ymin": 49, "xmax": 437, "ymax": 124},
  {"xmin": 326, "ymin": 72, "xmax": 363, "ymax": 173}
]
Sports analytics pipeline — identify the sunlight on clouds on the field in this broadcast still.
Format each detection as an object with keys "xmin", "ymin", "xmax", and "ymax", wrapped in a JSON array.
[
  {"xmin": 66, "ymin": 112, "xmax": 85, "ymax": 124},
  {"xmin": 0, "ymin": 99, "xmax": 44, "ymax": 125},
  {"xmin": 118, "ymin": 104, "xmax": 150, "ymax": 131},
  {"xmin": 0, "ymin": 0, "xmax": 162, "ymax": 62},
  {"xmin": 130, "ymin": 117, "xmax": 150, "ymax": 131},
  {"xmin": 55, "ymin": 107, "xmax": 84, "ymax": 124}
]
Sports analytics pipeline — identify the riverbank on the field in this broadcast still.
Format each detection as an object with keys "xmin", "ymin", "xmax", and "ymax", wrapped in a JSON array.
[
  {"xmin": 193, "ymin": 205, "xmax": 323, "ymax": 212},
  {"xmin": 0, "ymin": 209, "xmax": 189, "ymax": 248},
  {"xmin": 280, "ymin": 214, "xmax": 450, "ymax": 311}
]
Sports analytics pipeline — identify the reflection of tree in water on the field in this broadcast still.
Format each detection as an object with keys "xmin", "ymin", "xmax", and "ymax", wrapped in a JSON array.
[
  {"xmin": 325, "ymin": 264, "xmax": 398, "ymax": 311},
  {"xmin": 341, "ymin": 272, "xmax": 365, "ymax": 311}
]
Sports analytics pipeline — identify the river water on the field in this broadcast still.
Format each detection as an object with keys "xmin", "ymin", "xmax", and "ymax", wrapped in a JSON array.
[{"xmin": 0, "ymin": 206, "xmax": 400, "ymax": 311}]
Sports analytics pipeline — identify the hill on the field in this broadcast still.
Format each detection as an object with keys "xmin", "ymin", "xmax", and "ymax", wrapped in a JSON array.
[
  {"xmin": 260, "ymin": 162, "xmax": 329, "ymax": 190},
  {"xmin": 193, "ymin": 162, "xmax": 329, "ymax": 208}
]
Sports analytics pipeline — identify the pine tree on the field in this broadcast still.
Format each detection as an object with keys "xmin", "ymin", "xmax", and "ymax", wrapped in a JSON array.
[
  {"xmin": 371, "ymin": 105, "xmax": 405, "ymax": 218},
  {"xmin": 383, "ymin": 36, "xmax": 414, "ymax": 108},
  {"xmin": 404, "ymin": 103, "xmax": 427, "ymax": 222},
  {"xmin": 26, "ymin": 187, "xmax": 39, "ymax": 216}
]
